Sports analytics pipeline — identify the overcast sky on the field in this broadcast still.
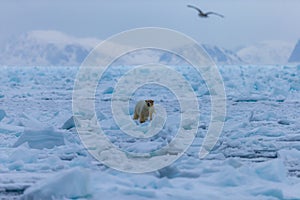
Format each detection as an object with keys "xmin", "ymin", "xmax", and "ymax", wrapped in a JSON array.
[{"xmin": 1, "ymin": 0, "xmax": 300, "ymax": 49}]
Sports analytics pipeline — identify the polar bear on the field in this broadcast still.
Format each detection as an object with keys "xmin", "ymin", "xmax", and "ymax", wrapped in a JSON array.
[{"xmin": 133, "ymin": 100, "xmax": 155, "ymax": 123}]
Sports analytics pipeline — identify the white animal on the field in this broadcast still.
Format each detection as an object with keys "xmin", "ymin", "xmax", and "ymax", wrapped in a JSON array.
[{"xmin": 133, "ymin": 100, "xmax": 155, "ymax": 123}]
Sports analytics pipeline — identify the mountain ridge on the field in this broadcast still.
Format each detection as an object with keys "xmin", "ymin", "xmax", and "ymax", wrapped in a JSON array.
[
  {"xmin": 0, "ymin": 30, "xmax": 243, "ymax": 66},
  {"xmin": 288, "ymin": 39, "xmax": 300, "ymax": 63},
  {"xmin": 237, "ymin": 40, "xmax": 294, "ymax": 65},
  {"xmin": 0, "ymin": 30, "xmax": 298, "ymax": 66}
]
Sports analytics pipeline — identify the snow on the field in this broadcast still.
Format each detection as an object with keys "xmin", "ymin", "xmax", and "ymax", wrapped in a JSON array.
[
  {"xmin": 289, "ymin": 39, "xmax": 300, "ymax": 62},
  {"xmin": 0, "ymin": 65, "xmax": 300, "ymax": 199},
  {"xmin": 237, "ymin": 40, "xmax": 294, "ymax": 65},
  {"xmin": 1, "ymin": 30, "xmax": 300, "ymax": 67},
  {"xmin": 0, "ymin": 31, "xmax": 100, "ymax": 66},
  {"xmin": 0, "ymin": 109, "xmax": 6, "ymax": 121},
  {"xmin": 61, "ymin": 116, "xmax": 76, "ymax": 130},
  {"xmin": 21, "ymin": 167, "xmax": 90, "ymax": 200},
  {"xmin": 13, "ymin": 127, "xmax": 65, "ymax": 149},
  {"xmin": 0, "ymin": 30, "xmax": 243, "ymax": 67}
]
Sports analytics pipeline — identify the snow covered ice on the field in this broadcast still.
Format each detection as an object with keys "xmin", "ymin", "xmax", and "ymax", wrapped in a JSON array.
[{"xmin": 0, "ymin": 65, "xmax": 300, "ymax": 199}]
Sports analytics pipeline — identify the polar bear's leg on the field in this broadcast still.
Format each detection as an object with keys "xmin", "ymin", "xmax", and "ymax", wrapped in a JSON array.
[
  {"xmin": 133, "ymin": 101, "xmax": 143, "ymax": 120},
  {"xmin": 139, "ymin": 115, "xmax": 146, "ymax": 123},
  {"xmin": 149, "ymin": 107, "xmax": 154, "ymax": 121},
  {"xmin": 140, "ymin": 108, "xmax": 150, "ymax": 123},
  {"xmin": 133, "ymin": 112, "xmax": 139, "ymax": 120}
]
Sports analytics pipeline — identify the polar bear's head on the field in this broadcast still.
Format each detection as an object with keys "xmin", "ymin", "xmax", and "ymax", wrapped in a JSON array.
[{"xmin": 145, "ymin": 100, "xmax": 154, "ymax": 107}]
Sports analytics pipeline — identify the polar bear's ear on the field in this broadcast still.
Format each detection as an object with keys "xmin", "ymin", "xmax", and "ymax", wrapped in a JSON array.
[{"xmin": 149, "ymin": 100, "xmax": 154, "ymax": 105}]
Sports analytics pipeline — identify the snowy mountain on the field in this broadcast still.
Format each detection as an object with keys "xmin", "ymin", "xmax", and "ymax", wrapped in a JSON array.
[
  {"xmin": 0, "ymin": 30, "xmax": 242, "ymax": 66},
  {"xmin": 0, "ymin": 31, "xmax": 100, "ymax": 66},
  {"xmin": 237, "ymin": 40, "xmax": 294, "ymax": 65},
  {"xmin": 202, "ymin": 44, "xmax": 243, "ymax": 65},
  {"xmin": 113, "ymin": 44, "xmax": 243, "ymax": 66},
  {"xmin": 1, "ymin": 31, "xmax": 298, "ymax": 66},
  {"xmin": 288, "ymin": 39, "xmax": 300, "ymax": 63}
]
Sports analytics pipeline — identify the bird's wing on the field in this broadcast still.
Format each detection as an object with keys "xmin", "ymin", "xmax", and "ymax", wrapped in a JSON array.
[
  {"xmin": 206, "ymin": 12, "xmax": 224, "ymax": 18},
  {"xmin": 187, "ymin": 5, "xmax": 204, "ymax": 15}
]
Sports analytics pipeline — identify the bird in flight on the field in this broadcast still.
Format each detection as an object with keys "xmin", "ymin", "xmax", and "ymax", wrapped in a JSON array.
[{"xmin": 187, "ymin": 5, "xmax": 224, "ymax": 18}]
